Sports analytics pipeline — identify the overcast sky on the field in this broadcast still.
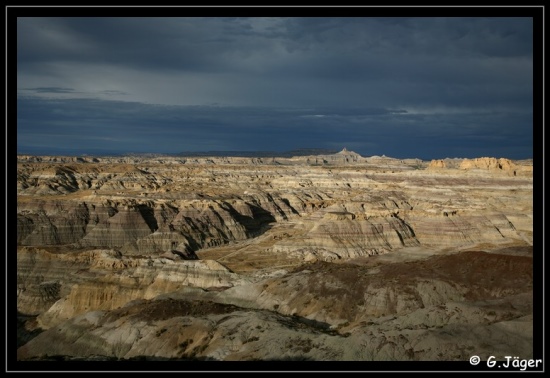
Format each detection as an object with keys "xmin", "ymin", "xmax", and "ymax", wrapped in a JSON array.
[{"xmin": 16, "ymin": 14, "xmax": 535, "ymax": 159}]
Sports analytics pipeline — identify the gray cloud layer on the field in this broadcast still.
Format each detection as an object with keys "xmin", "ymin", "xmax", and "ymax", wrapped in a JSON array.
[{"xmin": 16, "ymin": 15, "xmax": 535, "ymax": 159}]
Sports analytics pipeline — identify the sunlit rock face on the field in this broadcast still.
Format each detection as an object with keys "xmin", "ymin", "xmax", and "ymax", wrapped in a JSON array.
[
  {"xmin": 16, "ymin": 150, "xmax": 534, "ymax": 361},
  {"xmin": 17, "ymin": 246, "xmax": 242, "ymax": 329}
]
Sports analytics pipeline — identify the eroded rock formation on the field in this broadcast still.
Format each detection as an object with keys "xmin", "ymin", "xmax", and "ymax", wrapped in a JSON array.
[{"xmin": 15, "ymin": 150, "xmax": 534, "ymax": 362}]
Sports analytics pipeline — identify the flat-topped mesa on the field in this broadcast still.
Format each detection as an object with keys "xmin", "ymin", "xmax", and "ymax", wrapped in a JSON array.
[
  {"xmin": 459, "ymin": 157, "xmax": 515, "ymax": 171},
  {"xmin": 427, "ymin": 157, "xmax": 532, "ymax": 177}
]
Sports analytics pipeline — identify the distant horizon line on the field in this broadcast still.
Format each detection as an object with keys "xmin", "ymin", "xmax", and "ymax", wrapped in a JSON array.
[{"xmin": 16, "ymin": 148, "xmax": 533, "ymax": 162}]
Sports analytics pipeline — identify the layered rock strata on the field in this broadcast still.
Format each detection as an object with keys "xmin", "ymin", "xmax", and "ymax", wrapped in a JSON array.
[
  {"xmin": 15, "ymin": 151, "xmax": 534, "ymax": 362},
  {"xmin": 17, "ymin": 247, "xmax": 533, "ymax": 362}
]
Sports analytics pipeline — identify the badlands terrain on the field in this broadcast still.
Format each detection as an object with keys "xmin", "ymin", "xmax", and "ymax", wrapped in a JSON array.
[{"xmin": 15, "ymin": 149, "xmax": 535, "ymax": 365}]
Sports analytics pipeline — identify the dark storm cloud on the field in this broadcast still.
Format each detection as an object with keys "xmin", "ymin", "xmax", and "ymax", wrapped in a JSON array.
[
  {"xmin": 23, "ymin": 87, "xmax": 77, "ymax": 94},
  {"xmin": 17, "ymin": 96, "xmax": 532, "ymax": 159},
  {"xmin": 18, "ymin": 17, "xmax": 282, "ymax": 73},
  {"xmin": 16, "ymin": 14, "xmax": 535, "ymax": 159}
]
